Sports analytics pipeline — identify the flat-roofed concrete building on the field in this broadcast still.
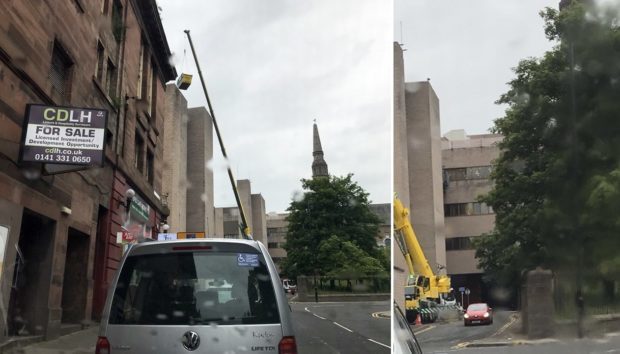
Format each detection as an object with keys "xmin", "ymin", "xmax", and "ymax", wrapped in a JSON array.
[
  {"xmin": 185, "ymin": 107, "xmax": 215, "ymax": 236},
  {"xmin": 393, "ymin": 41, "xmax": 449, "ymax": 309},
  {"xmin": 215, "ymin": 179, "xmax": 266, "ymax": 242},
  {"xmin": 266, "ymin": 212, "xmax": 289, "ymax": 274},
  {"xmin": 442, "ymin": 130, "xmax": 502, "ymax": 305},
  {"xmin": 162, "ymin": 85, "xmax": 216, "ymax": 237},
  {"xmin": 369, "ymin": 203, "xmax": 391, "ymax": 247}
]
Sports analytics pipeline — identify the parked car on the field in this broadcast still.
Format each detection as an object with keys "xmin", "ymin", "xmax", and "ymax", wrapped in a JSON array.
[
  {"xmin": 393, "ymin": 302, "xmax": 424, "ymax": 353},
  {"xmin": 96, "ymin": 239, "xmax": 297, "ymax": 353},
  {"xmin": 282, "ymin": 279, "xmax": 297, "ymax": 294},
  {"xmin": 463, "ymin": 303, "xmax": 493, "ymax": 326}
]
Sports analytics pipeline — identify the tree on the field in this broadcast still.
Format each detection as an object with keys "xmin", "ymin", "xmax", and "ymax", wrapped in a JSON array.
[
  {"xmin": 475, "ymin": 1, "xmax": 620, "ymax": 291},
  {"xmin": 317, "ymin": 235, "xmax": 385, "ymax": 278},
  {"xmin": 281, "ymin": 174, "xmax": 385, "ymax": 279}
]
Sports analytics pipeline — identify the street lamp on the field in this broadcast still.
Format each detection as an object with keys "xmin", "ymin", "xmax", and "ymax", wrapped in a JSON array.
[
  {"xmin": 118, "ymin": 188, "xmax": 135, "ymax": 214},
  {"xmin": 161, "ymin": 223, "xmax": 170, "ymax": 232}
]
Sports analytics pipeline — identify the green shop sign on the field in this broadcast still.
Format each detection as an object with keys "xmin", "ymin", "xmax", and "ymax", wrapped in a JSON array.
[{"xmin": 130, "ymin": 196, "xmax": 149, "ymax": 222}]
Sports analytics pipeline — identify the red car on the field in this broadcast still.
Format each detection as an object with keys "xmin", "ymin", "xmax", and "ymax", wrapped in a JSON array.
[{"xmin": 463, "ymin": 303, "xmax": 493, "ymax": 326}]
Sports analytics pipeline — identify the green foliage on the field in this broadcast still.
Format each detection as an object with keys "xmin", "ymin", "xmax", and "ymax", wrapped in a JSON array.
[
  {"xmin": 317, "ymin": 235, "xmax": 385, "ymax": 277},
  {"xmin": 476, "ymin": 1, "xmax": 620, "ymax": 288},
  {"xmin": 281, "ymin": 174, "xmax": 385, "ymax": 279}
]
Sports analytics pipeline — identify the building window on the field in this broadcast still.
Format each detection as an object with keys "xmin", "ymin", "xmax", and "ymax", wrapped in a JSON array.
[
  {"xmin": 444, "ymin": 202, "xmax": 494, "ymax": 217},
  {"xmin": 146, "ymin": 149, "xmax": 154, "ymax": 184},
  {"xmin": 444, "ymin": 166, "xmax": 493, "ymax": 182},
  {"xmin": 467, "ymin": 166, "xmax": 492, "ymax": 180},
  {"xmin": 445, "ymin": 168, "xmax": 467, "ymax": 181},
  {"xmin": 138, "ymin": 38, "xmax": 151, "ymax": 101},
  {"xmin": 150, "ymin": 65, "xmax": 157, "ymax": 121},
  {"xmin": 111, "ymin": 0, "xmax": 123, "ymax": 42},
  {"xmin": 49, "ymin": 41, "xmax": 73, "ymax": 102},
  {"xmin": 101, "ymin": 0, "xmax": 109, "ymax": 14},
  {"xmin": 445, "ymin": 237, "xmax": 475, "ymax": 251},
  {"xmin": 95, "ymin": 42, "xmax": 105, "ymax": 82},
  {"xmin": 134, "ymin": 131, "xmax": 144, "ymax": 172},
  {"xmin": 106, "ymin": 58, "xmax": 117, "ymax": 99},
  {"xmin": 268, "ymin": 242, "xmax": 279, "ymax": 249}
]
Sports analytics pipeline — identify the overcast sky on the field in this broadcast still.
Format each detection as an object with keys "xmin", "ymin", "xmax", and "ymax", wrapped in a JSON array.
[
  {"xmin": 395, "ymin": 0, "xmax": 560, "ymax": 136},
  {"xmin": 158, "ymin": 0, "xmax": 392, "ymax": 213}
]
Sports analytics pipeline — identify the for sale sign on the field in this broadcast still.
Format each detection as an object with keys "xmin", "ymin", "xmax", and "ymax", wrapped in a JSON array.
[{"xmin": 19, "ymin": 104, "xmax": 108, "ymax": 166}]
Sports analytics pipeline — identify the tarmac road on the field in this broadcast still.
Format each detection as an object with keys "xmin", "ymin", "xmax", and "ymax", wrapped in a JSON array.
[
  {"xmin": 291, "ymin": 301, "xmax": 390, "ymax": 354},
  {"xmin": 414, "ymin": 309, "xmax": 515, "ymax": 353}
]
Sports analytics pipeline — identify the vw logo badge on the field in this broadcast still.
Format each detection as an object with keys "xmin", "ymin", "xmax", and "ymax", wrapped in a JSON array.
[{"xmin": 182, "ymin": 331, "xmax": 200, "ymax": 351}]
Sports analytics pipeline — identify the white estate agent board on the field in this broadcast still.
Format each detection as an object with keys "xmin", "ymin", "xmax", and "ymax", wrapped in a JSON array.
[{"xmin": 19, "ymin": 104, "xmax": 108, "ymax": 166}]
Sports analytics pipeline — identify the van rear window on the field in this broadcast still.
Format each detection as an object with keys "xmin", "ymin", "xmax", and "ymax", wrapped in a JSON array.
[{"xmin": 108, "ymin": 251, "xmax": 280, "ymax": 325}]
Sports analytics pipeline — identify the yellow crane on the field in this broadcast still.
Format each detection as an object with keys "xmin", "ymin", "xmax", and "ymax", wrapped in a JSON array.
[{"xmin": 394, "ymin": 196, "xmax": 453, "ymax": 323}]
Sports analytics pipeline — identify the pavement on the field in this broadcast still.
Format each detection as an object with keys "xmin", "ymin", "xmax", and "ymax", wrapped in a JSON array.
[{"xmin": 7, "ymin": 326, "xmax": 99, "ymax": 354}]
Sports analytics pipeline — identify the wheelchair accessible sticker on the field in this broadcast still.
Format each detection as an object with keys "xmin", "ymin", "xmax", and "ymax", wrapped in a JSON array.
[{"xmin": 237, "ymin": 253, "xmax": 259, "ymax": 267}]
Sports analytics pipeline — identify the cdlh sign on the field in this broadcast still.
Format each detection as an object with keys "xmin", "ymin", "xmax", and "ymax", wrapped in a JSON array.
[{"xmin": 19, "ymin": 104, "xmax": 108, "ymax": 166}]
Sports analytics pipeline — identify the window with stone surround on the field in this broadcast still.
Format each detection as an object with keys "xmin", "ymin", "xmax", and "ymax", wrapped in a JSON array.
[
  {"xmin": 134, "ymin": 130, "xmax": 145, "ymax": 173},
  {"xmin": 49, "ymin": 41, "xmax": 73, "ymax": 103}
]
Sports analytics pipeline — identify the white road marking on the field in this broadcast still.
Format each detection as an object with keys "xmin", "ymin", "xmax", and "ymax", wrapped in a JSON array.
[
  {"xmin": 313, "ymin": 314, "xmax": 326, "ymax": 320},
  {"xmin": 368, "ymin": 338, "xmax": 390, "ymax": 348},
  {"xmin": 304, "ymin": 307, "xmax": 311, "ymax": 313},
  {"xmin": 333, "ymin": 322, "xmax": 353, "ymax": 333}
]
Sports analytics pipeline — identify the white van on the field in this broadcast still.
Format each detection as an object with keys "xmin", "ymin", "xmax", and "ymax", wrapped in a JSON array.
[{"xmin": 96, "ymin": 239, "xmax": 297, "ymax": 353}]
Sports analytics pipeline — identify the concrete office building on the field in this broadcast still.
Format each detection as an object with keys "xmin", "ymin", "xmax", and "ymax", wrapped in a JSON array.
[
  {"xmin": 162, "ymin": 85, "xmax": 216, "ymax": 236},
  {"xmin": 185, "ymin": 107, "xmax": 215, "ymax": 235},
  {"xmin": 442, "ymin": 130, "xmax": 502, "ymax": 305},
  {"xmin": 393, "ymin": 42, "xmax": 448, "ymax": 309},
  {"xmin": 163, "ymin": 84, "xmax": 188, "ymax": 233},
  {"xmin": 369, "ymin": 203, "xmax": 391, "ymax": 247},
  {"xmin": 266, "ymin": 212, "xmax": 289, "ymax": 274},
  {"xmin": 393, "ymin": 42, "xmax": 409, "ymax": 308},
  {"xmin": 215, "ymin": 179, "xmax": 267, "ymax": 243},
  {"xmin": 405, "ymin": 81, "xmax": 447, "ymax": 274}
]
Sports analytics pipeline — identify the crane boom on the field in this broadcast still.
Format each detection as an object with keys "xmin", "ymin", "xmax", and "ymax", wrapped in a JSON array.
[{"xmin": 184, "ymin": 30, "xmax": 251, "ymax": 239}]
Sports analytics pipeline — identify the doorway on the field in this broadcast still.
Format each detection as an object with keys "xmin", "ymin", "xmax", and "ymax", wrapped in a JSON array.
[
  {"xmin": 61, "ymin": 228, "xmax": 89, "ymax": 324},
  {"xmin": 7, "ymin": 209, "xmax": 55, "ymax": 336}
]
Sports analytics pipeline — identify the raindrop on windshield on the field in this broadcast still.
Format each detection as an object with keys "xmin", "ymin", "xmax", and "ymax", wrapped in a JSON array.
[
  {"xmin": 291, "ymin": 190, "xmax": 304, "ymax": 202},
  {"xmin": 206, "ymin": 157, "xmax": 230, "ymax": 172},
  {"xmin": 22, "ymin": 168, "xmax": 41, "ymax": 180},
  {"xmin": 168, "ymin": 53, "xmax": 180, "ymax": 67}
]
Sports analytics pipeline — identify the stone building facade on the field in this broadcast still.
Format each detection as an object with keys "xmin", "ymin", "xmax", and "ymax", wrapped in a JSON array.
[{"xmin": 0, "ymin": 0, "xmax": 176, "ymax": 341}]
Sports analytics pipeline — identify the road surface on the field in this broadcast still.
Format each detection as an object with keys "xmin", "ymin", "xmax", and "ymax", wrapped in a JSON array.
[
  {"xmin": 415, "ymin": 309, "xmax": 514, "ymax": 353},
  {"xmin": 291, "ymin": 301, "xmax": 390, "ymax": 353}
]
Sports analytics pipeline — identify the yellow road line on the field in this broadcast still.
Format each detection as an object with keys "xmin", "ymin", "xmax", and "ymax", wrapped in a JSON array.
[
  {"xmin": 413, "ymin": 325, "xmax": 435, "ymax": 335},
  {"xmin": 371, "ymin": 311, "xmax": 390, "ymax": 319},
  {"xmin": 451, "ymin": 341, "xmax": 470, "ymax": 349},
  {"xmin": 493, "ymin": 313, "xmax": 518, "ymax": 337}
]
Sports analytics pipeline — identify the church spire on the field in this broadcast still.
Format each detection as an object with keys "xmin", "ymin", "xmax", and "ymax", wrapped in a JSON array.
[{"xmin": 312, "ymin": 121, "xmax": 329, "ymax": 178}]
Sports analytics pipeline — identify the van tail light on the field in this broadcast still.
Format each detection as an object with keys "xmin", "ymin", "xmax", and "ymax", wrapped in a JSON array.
[
  {"xmin": 279, "ymin": 336, "xmax": 297, "ymax": 354},
  {"xmin": 96, "ymin": 336, "xmax": 110, "ymax": 354}
]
